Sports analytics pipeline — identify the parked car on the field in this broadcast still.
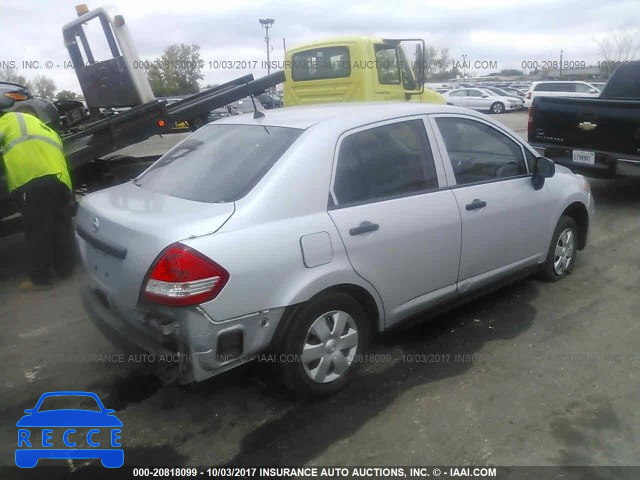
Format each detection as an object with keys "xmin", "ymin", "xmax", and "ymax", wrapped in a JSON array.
[
  {"xmin": 483, "ymin": 87, "xmax": 525, "ymax": 108},
  {"xmin": 77, "ymin": 102, "xmax": 594, "ymax": 397},
  {"xmin": 442, "ymin": 88, "xmax": 521, "ymax": 113},
  {"xmin": 529, "ymin": 61, "xmax": 640, "ymax": 178},
  {"xmin": 499, "ymin": 87, "xmax": 526, "ymax": 98},
  {"xmin": 257, "ymin": 92, "xmax": 283, "ymax": 109},
  {"xmin": 207, "ymin": 106, "xmax": 234, "ymax": 123},
  {"xmin": 230, "ymin": 96, "xmax": 266, "ymax": 114},
  {"xmin": 523, "ymin": 81, "xmax": 601, "ymax": 108},
  {"xmin": 0, "ymin": 81, "xmax": 60, "ymax": 128},
  {"xmin": 435, "ymin": 88, "xmax": 451, "ymax": 94},
  {"xmin": 53, "ymin": 99, "xmax": 87, "ymax": 129}
]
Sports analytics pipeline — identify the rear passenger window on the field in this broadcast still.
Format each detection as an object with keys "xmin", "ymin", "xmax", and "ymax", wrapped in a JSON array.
[
  {"xmin": 332, "ymin": 120, "xmax": 439, "ymax": 206},
  {"xmin": 535, "ymin": 83, "xmax": 561, "ymax": 92},
  {"xmin": 435, "ymin": 117, "xmax": 527, "ymax": 185},
  {"xmin": 559, "ymin": 83, "xmax": 576, "ymax": 92}
]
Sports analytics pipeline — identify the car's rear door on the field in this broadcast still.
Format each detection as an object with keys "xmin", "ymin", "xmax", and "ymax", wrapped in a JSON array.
[
  {"xmin": 429, "ymin": 114, "xmax": 553, "ymax": 290},
  {"xmin": 328, "ymin": 117, "xmax": 461, "ymax": 327}
]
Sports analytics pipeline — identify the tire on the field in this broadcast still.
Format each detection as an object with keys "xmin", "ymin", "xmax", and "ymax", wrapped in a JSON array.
[
  {"xmin": 278, "ymin": 292, "xmax": 370, "ymax": 397},
  {"xmin": 540, "ymin": 215, "xmax": 578, "ymax": 282},
  {"xmin": 490, "ymin": 102, "xmax": 505, "ymax": 114}
]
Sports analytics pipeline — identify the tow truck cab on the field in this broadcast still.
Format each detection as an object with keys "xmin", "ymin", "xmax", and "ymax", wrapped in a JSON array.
[{"xmin": 283, "ymin": 36, "xmax": 445, "ymax": 106}]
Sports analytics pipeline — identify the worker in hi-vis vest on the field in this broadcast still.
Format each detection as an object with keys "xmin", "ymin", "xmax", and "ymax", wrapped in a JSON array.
[{"xmin": 0, "ymin": 104, "xmax": 74, "ymax": 290}]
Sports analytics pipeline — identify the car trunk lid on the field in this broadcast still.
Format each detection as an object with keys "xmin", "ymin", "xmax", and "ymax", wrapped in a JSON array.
[{"xmin": 76, "ymin": 182, "xmax": 234, "ymax": 309}]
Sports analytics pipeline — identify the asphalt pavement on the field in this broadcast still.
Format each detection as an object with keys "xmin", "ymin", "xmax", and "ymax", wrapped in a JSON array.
[{"xmin": 1, "ymin": 111, "xmax": 639, "ymax": 472}]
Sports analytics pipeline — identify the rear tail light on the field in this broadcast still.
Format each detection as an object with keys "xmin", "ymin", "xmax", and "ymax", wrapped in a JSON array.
[{"xmin": 142, "ymin": 243, "xmax": 229, "ymax": 306}]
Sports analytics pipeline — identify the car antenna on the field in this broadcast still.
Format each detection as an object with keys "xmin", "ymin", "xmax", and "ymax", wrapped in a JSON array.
[{"xmin": 250, "ymin": 93, "xmax": 265, "ymax": 119}]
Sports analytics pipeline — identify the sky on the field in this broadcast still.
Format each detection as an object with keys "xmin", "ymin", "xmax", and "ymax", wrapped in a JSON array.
[{"xmin": 0, "ymin": 0, "xmax": 637, "ymax": 93}]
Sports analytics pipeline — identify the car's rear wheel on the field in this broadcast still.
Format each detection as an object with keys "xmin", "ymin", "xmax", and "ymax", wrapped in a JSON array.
[
  {"xmin": 278, "ymin": 292, "xmax": 369, "ymax": 397},
  {"xmin": 490, "ymin": 102, "xmax": 505, "ymax": 114},
  {"xmin": 540, "ymin": 215, "xmax": 578, "ymax": 282}
]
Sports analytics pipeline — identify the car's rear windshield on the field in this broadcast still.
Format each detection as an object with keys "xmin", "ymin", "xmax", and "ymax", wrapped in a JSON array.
[{"xmin": 136, "ymin": 124, "xmax": 303, "ymax": 203}]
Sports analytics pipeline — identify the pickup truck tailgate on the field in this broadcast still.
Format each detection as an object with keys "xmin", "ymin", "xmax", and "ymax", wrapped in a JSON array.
[
  {"xmin": 529, "ymin": 97, "xmax": 640, "ymax": 176},
  {"xmin": 530, "ymin": 97, "xmax": 640, "ymax": 156}
]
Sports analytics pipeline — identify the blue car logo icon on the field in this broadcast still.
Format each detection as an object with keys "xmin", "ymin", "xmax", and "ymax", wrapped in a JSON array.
[{"xmin": 16, "ymin": 391, "xmax": 123, "ymax": 468}]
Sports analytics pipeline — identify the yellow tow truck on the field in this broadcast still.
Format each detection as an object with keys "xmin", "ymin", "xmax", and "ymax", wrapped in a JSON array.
[{"xmin": 283, "ymin": 36, "xmax": 444, "ymax": 106}]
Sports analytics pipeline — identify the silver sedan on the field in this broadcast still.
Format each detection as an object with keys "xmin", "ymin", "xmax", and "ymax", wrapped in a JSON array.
[
  {"xmin": 442, "ymin": 88, "xmax": 522, "ymax": 113},
  {"xmin": 77, "ymin": 102, "xmax": 594, "ymax": 397}
]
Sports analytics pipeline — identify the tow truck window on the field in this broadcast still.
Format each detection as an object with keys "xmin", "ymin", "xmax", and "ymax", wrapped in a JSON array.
[
  {"xmin": 374, "ymin": 45, "xmax": 401, "ymax": 85},
  {"xmin": 291, "ymin": 47, "xmax": 351, "ymax": 81}
]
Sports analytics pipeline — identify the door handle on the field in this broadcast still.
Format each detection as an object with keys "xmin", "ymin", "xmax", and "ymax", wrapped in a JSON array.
[
  {"xmin": 465, "ymin": 199, "xmax": 487, "ymax": 211},
  {"xmin": 349, "ymin": 221, "xmax": 379, "ymax": 236}
]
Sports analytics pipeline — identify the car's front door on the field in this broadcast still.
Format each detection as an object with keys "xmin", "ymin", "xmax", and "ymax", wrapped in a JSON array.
[
  {"xmin": 465, "ymin": 89, "xmax": 490, "ymax": 110},
  {"xmin": 328, "ymin": 117, "xmax": 462, "ymax": 327},
  {"xmin": 429, "ymin": 114, "xmax": 553, "ymax": 290}
]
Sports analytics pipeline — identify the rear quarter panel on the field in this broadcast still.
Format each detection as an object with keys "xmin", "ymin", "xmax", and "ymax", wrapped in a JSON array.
[{"xmin": 183, "ymin": 123, "xmax": 385, "ymax": 326}]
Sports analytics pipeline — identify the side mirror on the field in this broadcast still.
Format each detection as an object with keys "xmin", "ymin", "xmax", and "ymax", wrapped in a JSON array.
[
  {"xmin": 588, "ymin": 88, "xmax": 597, "ymax": 94},
  {"xmin": 24, "ymin": 409, "xmax": 33, "ymax": 414},
  {"xmin": 532, "ymin": 156, "xmax": 555, "ymax": 190},
  {"xmin": 481, "ymin": 94, "xmax": 489, "ymax": 98},
  {"xmin": 0, "ymin": 95, "xmax": 16, "ymax": 111}
]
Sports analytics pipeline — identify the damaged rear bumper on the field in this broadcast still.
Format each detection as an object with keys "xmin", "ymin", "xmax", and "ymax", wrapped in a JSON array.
[{"xmin": 81, "ymin": 286, "xmax": 285, "ymax": 383}]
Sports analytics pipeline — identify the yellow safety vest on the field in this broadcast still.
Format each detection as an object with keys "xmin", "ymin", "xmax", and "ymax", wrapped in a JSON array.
[{"xmin": 0, "ymin": 112, "xmax": 72, "ymax": 192}]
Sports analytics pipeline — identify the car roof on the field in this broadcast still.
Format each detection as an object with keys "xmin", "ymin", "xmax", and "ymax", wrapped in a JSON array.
[
  {"xmin": 209, "ymin": 102, "xmax": 474, "ymax": 130},
  {"xmin": 531, "ymin": 80, "xmax": 590, "ymax": 85}
]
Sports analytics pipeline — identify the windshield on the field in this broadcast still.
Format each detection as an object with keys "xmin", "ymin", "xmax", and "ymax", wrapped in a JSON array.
[{"xmin": 135, "ymin": 124, "xmax": 303, "ymax": 203}]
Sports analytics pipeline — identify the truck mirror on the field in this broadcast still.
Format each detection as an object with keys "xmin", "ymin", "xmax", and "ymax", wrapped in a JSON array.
[{"xmin": 393, "ymin": 39, "xmax": 426, "ymax": 95}]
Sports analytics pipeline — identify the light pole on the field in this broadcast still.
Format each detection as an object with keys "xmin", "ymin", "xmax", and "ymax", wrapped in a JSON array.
[
  {"xmin": 259, "ymin": 18, "xmax": 275, "ymax": 75},
  {"xmin": 461, "ymin": 54, "xmax": 467, "ymax": 79}
]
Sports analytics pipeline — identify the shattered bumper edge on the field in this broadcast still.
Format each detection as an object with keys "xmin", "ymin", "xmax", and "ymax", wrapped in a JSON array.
[{"xmin": 81, "ymin": 287, "xmax": 286, "ymax": 384}]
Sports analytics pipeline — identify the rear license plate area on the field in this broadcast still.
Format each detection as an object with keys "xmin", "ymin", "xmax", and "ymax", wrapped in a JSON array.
[{"xmin": 573, "ymin": 150, "xmax": 595, "ymax": 165}]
